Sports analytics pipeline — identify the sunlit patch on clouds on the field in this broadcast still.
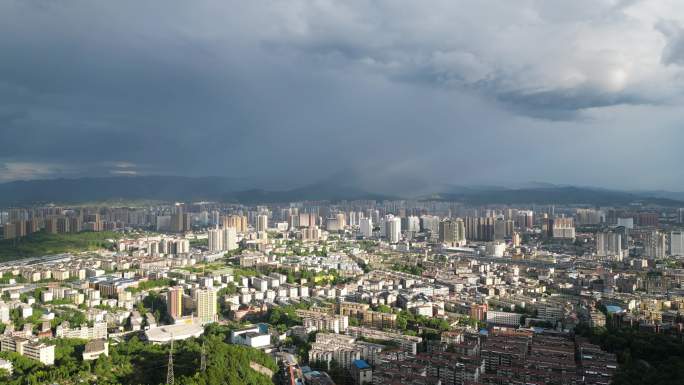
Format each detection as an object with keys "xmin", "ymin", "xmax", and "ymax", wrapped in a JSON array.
[
  {"xmin": 0, "ymin": 162, "xmax": 76, "ymax": 182},
  {"xmin": 259, "ymin": 0, "xmax": 684, "ymax": 118},
  {"xmin": 107, "ymin": 161, "xmax": 140, "ymax": 176},
  {"xmin": 110, "ymin": 170, "xmax": 138, "ymax": 176}
]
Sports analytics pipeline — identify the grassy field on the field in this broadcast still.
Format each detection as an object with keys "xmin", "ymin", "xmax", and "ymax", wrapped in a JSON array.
[{"xmin": 0, "ymin": 231, "xmax": 119, "ymax": 261}]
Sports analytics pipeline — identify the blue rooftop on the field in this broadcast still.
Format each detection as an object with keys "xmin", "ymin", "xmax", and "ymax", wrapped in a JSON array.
[
  {"xmin": 606, "ymin": 305, "xmax": 623, "ymax": 314},
  {"xmin": 257, "ymin": 323, "xmax": 269, "ymax": 333},
  {"xmin": 353, "ymin": 360, "xmax": 370, "ymax": 369}
]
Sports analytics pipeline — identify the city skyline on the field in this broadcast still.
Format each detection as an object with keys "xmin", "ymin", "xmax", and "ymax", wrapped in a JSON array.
[
  {"xmin": 3, "ymin": 2, "xmax": 684, "ymax": 384},
  {"xmin": 1, "ymin": 1, "xmax": 684, "ymax": 190}
]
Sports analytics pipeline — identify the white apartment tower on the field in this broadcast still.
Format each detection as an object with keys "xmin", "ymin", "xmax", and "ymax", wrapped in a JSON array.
[
  {"xmin": 596, "ymin": 231, "xmax": 622, "ymax": 259},
  {"xmin": 670, "ymin": 231, "xmax": 684, "ymax": 256},
  {"xmin": 386, "ymin": 216, "xmax": 401, "ymax": 244},
  {"xmin": 359, "ymin": 217, "xmax": 373, "ymax": 238}
]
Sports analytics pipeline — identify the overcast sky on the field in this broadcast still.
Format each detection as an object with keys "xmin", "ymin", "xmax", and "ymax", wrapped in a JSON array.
[{"xmin": 1, "ymin": 1, "xmax": 684, "ymax": 192}]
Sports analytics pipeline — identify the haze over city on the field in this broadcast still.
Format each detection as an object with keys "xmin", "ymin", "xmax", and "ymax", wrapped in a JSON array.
[{"xmin": 1, "ymin": 1, "xmax": 684, "ymax": 191}]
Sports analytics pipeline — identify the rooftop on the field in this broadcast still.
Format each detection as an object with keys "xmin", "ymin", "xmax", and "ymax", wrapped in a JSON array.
[
  {"xmin": 145, "ymin": 322, "xmax": 204, "ymax": 343},
  {"xmin": 353, "ymin": 359, "xmax": 370, "ymax": 369}
]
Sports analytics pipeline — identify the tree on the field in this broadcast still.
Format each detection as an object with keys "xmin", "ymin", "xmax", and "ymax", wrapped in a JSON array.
[
  {"xmin": 396, "ymin": 315, "xmax": 408, "ymax": 330},
  {"xmin": 376, "ymin": 304, "xmax": 392, "ymax": 314}
]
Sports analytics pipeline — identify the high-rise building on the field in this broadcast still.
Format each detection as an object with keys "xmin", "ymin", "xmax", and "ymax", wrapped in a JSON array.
[
  {"xmin": 171, "ymin": 204, "xmax": 187, "ymax": 233},
  {"xmin": 420, "ymin": 215, "xmax": 440, "ymax": 236},
  {"xmin": 336, "ymin": 213, "xmax": 346, "ymax": 230},
  {"xmin": 302, "ymin": 225, "xmax": 321, "ymax": 241},
  {"xmin": 576, "ymin": 209, "xmax": 604, "ymax": 225},
  {"xmin": 55, "ymin": 217, "xmax": 70, "ymax": 233},
  {"xmin": 669, "ymin": 231, "xmax": 684, "ymax": 256},
  {"xmin": 596, "ymin": 231, "xmax": 622, "ymax": 259},
  {"xmin": 515, "ymin": 210, "xmax": 534, "ymax": 229},
  {"xmin": 44, "ymin": 217, "xmax": 58, "ymax": 234},
  {"xmin": 183, "ymin": 213, "xmax": 192, "ymax": 232},
  {"xmin": 208, "ymin": 228, "xmax": 223, "ymax": 252},
  {"xmin": 69, "ymin": 216, "xmax": 82, "ymax": 233},
  {"xmin": 477, "ymin": 217, "xmax": 496, "ymax": 241},
  {"xmin": 646, "ymin": 231, "xmax": 667, "ymax": 259},
  {"xmin": 256, "ymin": 215, "xmax": 268, "ymax": 232},
  {"xmin": 386, "ymin": 216, "xmax": 401, "ymax": 244},
  {"xmin": 614, "ymin": 225, "xmax": 630, "ymax": 249},
  {"xmin": 194, "ymin": 288, "xmax": 217, "ymax": 324},
  {"xmin": 637, "ymin": 212, "xmax": 659, "ymax": 227},
  {"xmin": 617, "ymin": 217, "xmax": 634, "ymax": 230},
  {"xmin": 166, "ymin": 287, "xmax": 184, "ymax": 319},
  {"xmin": 493, "ymin": 215, "xmax": 507, "ymax": 241},
  {"xmin": 512, "ymin": 232, "xmax": 521, "ymax": 248},
  {"xmin": 348, "ymin": 211, "xmax": 362, "ymax": 227},
  {"xmin": 147, "ymin": 241, "xmax": 159, "ymax": 256},
  {"xmin": 404, "ymin": 216, "xmax": 420, "ymax": 233},
  {"xmin": 210, "ymin": 210, "xmax": 220, "ymax": 227},
  {"xmin": 172, "ymin": 239, "xmax": 190, "ymax": 254},
  {"xmin": 359, "ymin": 217, "xmax": 373, "ymax": 238},
  {"xmin": 439, "ymin": 218, "xmax": 466, "ymax": 247},
  {"xmin": 224, "ymin": 215, "xmax": 248, "ymax": 233},
  {"xmin": 326, "ymin": 216, "xmax": 343, "ymax": 232},
  {"xmin": 551, "ymin": 217, "xmax": 575, "ymax": 239},
  {"xmin": 222, "ymin": 227, "xmax": 238, "ymax": 251},
  {"xmin": 85, "ymin": 213, "xmax": 102, "ymax": 231},
  {"xmin": 464, "ymin": 216, "xmax": 478, "ymax": 240},
  {"xmin": 298, "ymin": 212, "xmax": 314, "ymax": 228}
]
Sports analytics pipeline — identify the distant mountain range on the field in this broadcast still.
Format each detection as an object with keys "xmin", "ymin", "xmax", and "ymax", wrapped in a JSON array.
[
  {"xmin": 430, "ymin": 186, "xmax": 684, "ymax": 206},
  {"xmin": 0, "ymin": 176, "xmax": 391, "ymax": 205},
  {"xmin": 0, "ymin": 175, "xmax": 682, "ymax": 206},
  {"xmin": 0, "ymin": 176, "xmax": 248, "ymax": 204}
]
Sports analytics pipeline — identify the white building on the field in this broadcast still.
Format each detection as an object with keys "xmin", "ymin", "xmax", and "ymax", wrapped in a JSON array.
[
  {"xmin": 145, "ymin": 323, "xmax": 204, "ymax": 344},
  {"xmin": 208, "ymin": 227, "xmax": 223, "ymax": 252},
  {"xmin": 359, "ymin": 218, "xmax": 373, "ymax": 238},
  {"xmin": 646, "ymin": 231, "xmax": 667, "ymax": 259},
  {"xmin": 230, "ymin": 326, "xmax": 270, "ymax": 348},
  {"xmin": 617, "ymin": 217, "xmax": 634, "ymax": 230},
  {"xmin": 485, "ymin": 242, "xmax": 506, "ymax": 257},
  {"xmin": 0, "ymin": 336, "xmax": 54, "ymax": 365},
  {"xmin": 405, "ymin": 216, "xmax": 420, "ymax": 233},
  {"xmin": 23, "ymin": 342, "xmax": 55, "ymax": 365},
  {"xmin": 0, "ymin": 358, "xmax": 12, "ymax": 375},
  {"xmin": 486, "ymin": 310, "xmax": 522, "ymax": 326},
  {"xmin": 596, "ymin": 231, "xmax": 623, "ymax": 259},
  {"xmin": 223, "ymin": 227, "xmax": 238, "ymax": 251},
  {"xmin": 670, "ymin": 231, "xmax": 684, "ymax": 256},
  {"xmin": 386, "ymin": 216, "xmax": 401, "ymax": 244},
  {"xmin": 55, "ymin": 322, "xmax": 108, "ymax": 340},
  {"xmin": 82, "ymin": 339, "xmax": 109, "ymax": 361},
  {"xmin": 0, "ymin": 302, "xmax": 9, "ymax": 323}
]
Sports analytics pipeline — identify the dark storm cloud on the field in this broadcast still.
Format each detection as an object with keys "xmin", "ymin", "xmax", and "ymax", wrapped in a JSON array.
[
  {"xmin": 1, "ymin": 0, "xmax": 684, "ymax": 190},
  {"xmin": 657, "ymin": 20, "xmax": 684, "ymax": 66}
]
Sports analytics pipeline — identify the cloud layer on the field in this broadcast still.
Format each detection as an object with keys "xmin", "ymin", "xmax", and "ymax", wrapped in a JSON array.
[{"xmin": 1, "ymin": 0, "xmax": 684, "ymax": 191}]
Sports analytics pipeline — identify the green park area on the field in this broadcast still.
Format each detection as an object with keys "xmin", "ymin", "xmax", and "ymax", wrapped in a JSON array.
[{"xmin": 0, "ymin": 231, "xmax": 120, "ymax": 262}]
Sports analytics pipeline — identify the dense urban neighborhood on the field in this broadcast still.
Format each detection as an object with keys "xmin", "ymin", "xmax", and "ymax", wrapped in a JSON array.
[{"xmin": 1, "ymin": 200, "xmax": 683, "ymax": 384}]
